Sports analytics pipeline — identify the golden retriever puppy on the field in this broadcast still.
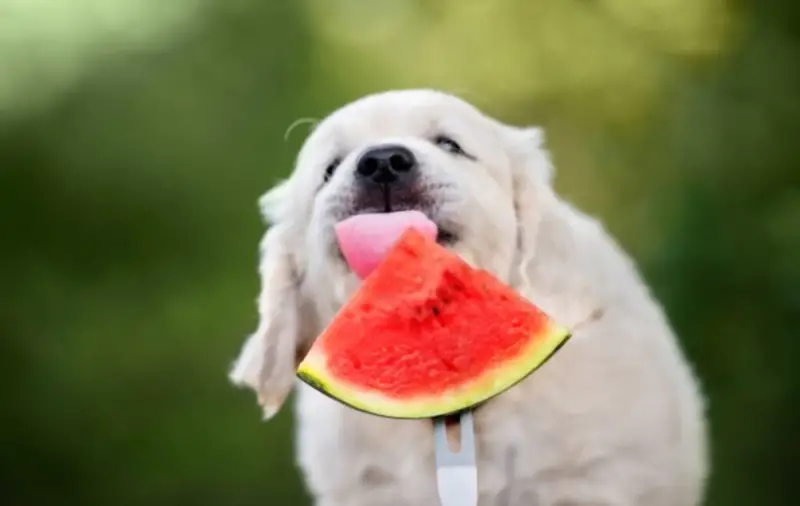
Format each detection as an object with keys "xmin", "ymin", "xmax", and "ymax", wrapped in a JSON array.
[{"xmin": 229, "ymin": 89, "xmax": 708, "ymax": 506}]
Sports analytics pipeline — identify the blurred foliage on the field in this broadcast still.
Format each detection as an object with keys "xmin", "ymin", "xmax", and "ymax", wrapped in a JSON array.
[
  {"xmin": 305, "ymin": 0, "xmax": 737, "ymax": 124},
  {"xmin": 0, "ymin": 0, "xmax": 209, "ymax": 120},
  {"xmin": 0, "ymin": 0, "xmax": 797, "ymax": 505}
]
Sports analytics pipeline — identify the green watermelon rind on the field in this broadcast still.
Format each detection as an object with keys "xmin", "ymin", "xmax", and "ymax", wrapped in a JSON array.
[{"xmin": 296, "ymin": 321, "xmax": 571, "ymax": 419}]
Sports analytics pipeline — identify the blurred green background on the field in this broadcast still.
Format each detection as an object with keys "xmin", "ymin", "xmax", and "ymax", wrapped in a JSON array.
[{"xmin": 1, "ymin": 0, "xmax": 797, "ymax": 505}]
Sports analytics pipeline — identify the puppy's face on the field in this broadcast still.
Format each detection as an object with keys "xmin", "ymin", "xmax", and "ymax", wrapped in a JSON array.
[
  {"xmin": 311, "ymin": 93, "xmax": 512, "ymax": 250},
  {"xmin": 288, "ymin": 91, "xmax": 548, "ymax": 308},
  {"xmin": 230, "ymin": 90, "xmax": 554, "ymax": 417}
]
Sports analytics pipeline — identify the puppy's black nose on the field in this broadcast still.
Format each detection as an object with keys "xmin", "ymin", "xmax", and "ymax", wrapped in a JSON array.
[{"xmin": 356, "ymin": 145, "xmax": 417, "ymax": 185}]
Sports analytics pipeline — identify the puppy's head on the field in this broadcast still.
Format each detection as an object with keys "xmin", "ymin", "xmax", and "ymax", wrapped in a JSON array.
[{"xmin": 229, "ymin": 90, "xmax": 555, "ymax": 418}]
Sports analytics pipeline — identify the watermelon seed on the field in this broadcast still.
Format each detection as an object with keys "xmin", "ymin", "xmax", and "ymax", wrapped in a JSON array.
[
  {"xmin": 432, "ymin": 307, "xmax": 440, "ymax": 316},
  {"xmin": 440, "ymin": 356, "xmax": 458, "ymax": 372}
]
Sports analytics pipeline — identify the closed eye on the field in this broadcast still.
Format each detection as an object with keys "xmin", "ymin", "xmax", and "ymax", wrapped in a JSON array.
[
  {"xmin": 323, "ymin": 158, "xmax": 341, "ymax": 183},
  {"xmin": 433, "ymin": 135, "xmax": 474, "ymax": 159}
]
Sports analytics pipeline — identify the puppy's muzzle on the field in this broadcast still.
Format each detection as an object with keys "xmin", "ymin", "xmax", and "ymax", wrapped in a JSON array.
[{"xmin": 354, "ymin": 144, "xmax": 425, "ymax": 212}]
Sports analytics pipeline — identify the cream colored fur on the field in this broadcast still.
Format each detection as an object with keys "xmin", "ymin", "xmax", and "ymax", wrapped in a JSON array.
[{"xmin": 229, "ymin": 89, "xmax": 709, "ymax": 506}]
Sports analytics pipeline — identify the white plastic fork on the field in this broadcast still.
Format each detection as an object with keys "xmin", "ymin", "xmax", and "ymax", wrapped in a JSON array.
[{"xmin": 433, "ymin": 410, "xmax": 478, "ymax": 506}]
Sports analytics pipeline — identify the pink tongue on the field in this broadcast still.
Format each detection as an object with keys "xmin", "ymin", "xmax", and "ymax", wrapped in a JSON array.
[{"xmin": 335, "ymin": 210, "xmax": 437, "ymax": 280}]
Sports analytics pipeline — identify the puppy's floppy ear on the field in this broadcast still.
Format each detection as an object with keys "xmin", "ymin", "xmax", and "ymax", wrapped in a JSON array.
[
  {"xmin": 507, "ymin": 126, "xmax": 553, "ymax": 185},
  {"xmin": 256, "ymin": 177, "xmax": 293, "ymax": 224},
  {"xmin": 505, "ymin": 126, "xmax": 558, "ymax": 289},
  {"xmin": 229, "ymin": 180, "xmax": 311, "ymax": 420}
]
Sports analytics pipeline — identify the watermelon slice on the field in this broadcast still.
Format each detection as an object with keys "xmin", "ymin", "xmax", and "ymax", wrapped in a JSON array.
[{"xmin": 297, "ymin": 227, "xmax": 571, "ymax": 419}]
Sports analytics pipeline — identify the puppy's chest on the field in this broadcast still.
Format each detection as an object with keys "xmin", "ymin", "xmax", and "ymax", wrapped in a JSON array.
[{"xmin": 296, "ymin": 383, "xmax": 566, "ymax": 502}]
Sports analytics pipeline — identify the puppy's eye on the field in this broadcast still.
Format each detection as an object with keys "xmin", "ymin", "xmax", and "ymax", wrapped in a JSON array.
[
  {"xmin": 433, "ymin": 135, "xmax": 466, "ymax": 156},
  {"xmin": 323, "ymin": 158, "xmax": 341, "ymax": 183}
]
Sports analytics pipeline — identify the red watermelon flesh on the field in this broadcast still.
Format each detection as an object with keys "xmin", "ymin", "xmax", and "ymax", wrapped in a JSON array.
[{"xmin": 297, "ymin": 228, "xmax": 571, "ymax": 419}]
